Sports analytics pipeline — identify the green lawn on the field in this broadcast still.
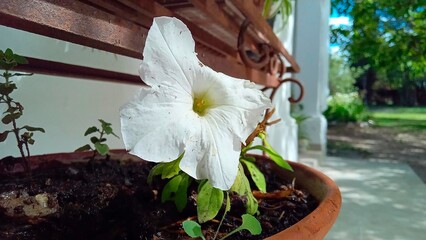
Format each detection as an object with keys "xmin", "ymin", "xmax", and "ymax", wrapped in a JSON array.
[{"xmin": 368, "ymin": 107, "xmax": 426, "ymax": 131}]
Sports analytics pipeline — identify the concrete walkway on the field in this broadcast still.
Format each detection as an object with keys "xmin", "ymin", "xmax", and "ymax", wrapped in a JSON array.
[{"xmin": 317, "ymin": 156, "xmax": 426, "ymax": 240}]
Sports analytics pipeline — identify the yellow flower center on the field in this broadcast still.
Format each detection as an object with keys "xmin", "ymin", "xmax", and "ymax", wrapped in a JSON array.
[{"xmin": 193, "ymin": 93, "xmax": 212, "ymax": 116}]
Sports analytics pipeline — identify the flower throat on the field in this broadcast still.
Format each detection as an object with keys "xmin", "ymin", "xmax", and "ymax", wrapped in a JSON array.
[{"xmin": 193, "ymin": 93, "xmax": 212, "ymax": 116}]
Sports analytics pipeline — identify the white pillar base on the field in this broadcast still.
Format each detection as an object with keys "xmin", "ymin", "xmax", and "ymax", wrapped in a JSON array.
[
  {"xmin": 268, "ymin": 116, "xmax": 298, "ymax": 162},
  {"xmin": 302, "ymin": 114, "xmax": 327, "ymax": 152}
]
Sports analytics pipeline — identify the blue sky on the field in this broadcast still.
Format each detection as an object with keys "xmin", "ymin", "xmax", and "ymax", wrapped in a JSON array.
[
  {"xmin": 329, "ymin": 16, "xmax": 350, "ymax": 26},
  {"xmin": 329, "ymin": 16, "xmax": 351, "ymax": 53}
]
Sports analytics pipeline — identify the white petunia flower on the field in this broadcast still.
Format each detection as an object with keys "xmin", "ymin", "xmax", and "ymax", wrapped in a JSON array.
[{"xmin": 120, "ymin": 17, "xmax": 271, "ymax": 190}]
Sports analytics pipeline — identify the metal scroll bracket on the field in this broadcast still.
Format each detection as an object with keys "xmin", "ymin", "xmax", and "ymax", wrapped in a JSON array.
[{"xmin": 237, "ymin": 19, "xmax": 304, "ymax": 104}]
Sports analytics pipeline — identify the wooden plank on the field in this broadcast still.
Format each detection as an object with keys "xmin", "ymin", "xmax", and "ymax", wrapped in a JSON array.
[
  {"xmin": 0, "ymin": 0, "xmax": 147, "ymax": 59},
  {"xmin": 15, "ymin": 57, "xmax": 143, "ymax": 85},
  {"xmin": 188, "ymin": 0, "xmax": 258, "ymax": 48},
  {"xmin": 117, "ymin": 0, "xmax": 236, "ymax": 57},
  {"xmin": 0, "ymin": 0, "xmax": 280, "ymax": 87},
  {"xmin": 82, "ymin": 0, "xmax": 153, "ymax": 28}
]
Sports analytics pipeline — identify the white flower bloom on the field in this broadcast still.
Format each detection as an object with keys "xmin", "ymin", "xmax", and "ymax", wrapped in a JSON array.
[{"xmin": 120, "ymin": 17, "xmax": 271, "ymax": 190}]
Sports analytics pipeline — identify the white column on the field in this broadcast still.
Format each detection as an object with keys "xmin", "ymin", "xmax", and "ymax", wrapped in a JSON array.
[
  {"xmin": 293, "ymin": 0, "xmax": 330, "ymax": 153},
  {"xmin": 268, "ymin": 1, "xmax": 298, "ymax": 162}
]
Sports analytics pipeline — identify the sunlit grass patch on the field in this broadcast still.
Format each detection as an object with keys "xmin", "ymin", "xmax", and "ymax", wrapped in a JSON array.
[{"xmin": 369, "ymin": 107, "xmax": 426, "ymax": 131}]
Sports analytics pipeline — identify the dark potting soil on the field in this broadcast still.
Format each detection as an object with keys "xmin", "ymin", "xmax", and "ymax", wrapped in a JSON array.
[{"xmin": 0, "ymin": 154, "xmax": 318, "ymax": 240}]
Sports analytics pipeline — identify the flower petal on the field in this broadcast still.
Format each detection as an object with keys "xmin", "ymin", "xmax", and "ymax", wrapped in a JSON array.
[
  {"xmin": 120, "ymin": 87, "xmax": 192, "ymax": 162},
  {"xmin": 140, "ymin": 17, "xmax": 200, "ymax": 95},
  {"xmin": 192, "ymin": 68, "xmax": 272, "ymax": 142},
  {"xmin": 179, "ymin": 116, "xmax": 240, "ymax": 190}
]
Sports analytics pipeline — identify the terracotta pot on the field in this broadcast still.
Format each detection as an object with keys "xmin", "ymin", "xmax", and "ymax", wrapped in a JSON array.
[
  {"xmin": 2, "ymin": 152, "xmax": 341, "ymax": 240},
  {"xmin": 254, "ymin": 155, "xmax": 342, "ymax": 240}
]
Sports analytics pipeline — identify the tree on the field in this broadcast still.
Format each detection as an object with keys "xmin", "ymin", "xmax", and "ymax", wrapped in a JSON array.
[
  {"xmin": 329, "ymin": 54, "xmax": 361, "ymax": 95},
  {"xmin": 331, "ymin": 0, "xmax": 426, "ymax": 105}
]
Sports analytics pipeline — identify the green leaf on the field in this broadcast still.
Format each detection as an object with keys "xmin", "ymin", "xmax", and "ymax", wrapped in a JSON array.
[
  {"xmin": 161, "ymin": 174, "xmax": 183, "ymax": 203},
  {"xmin": 90, "ymin": 136, "xmax": 99, "ymax": 144},
  {"xmin": 103, "ymin": 125, "xmax": 119, "ymax": 138},
  {"xmin": 0, "ymin": 82, "xmax": 17, "ymax": 95},
  {"xmin": 258, "ymin": 133, "xmax": 293, "ymax": 171},
  {"xmin": 197, "ymin": 179, "xmax": 208, "ymax": 193},
  {"xmin": 221, "ymin": 214, "xmax": 262, "ymax": 240},
  {"xmin": 4, "ymin": 106, "xmax": 18, "ymax": 114},
  {"xmin": 161, "ymin": 153, "xmax": 184, "ymax": 179},
  {"xmin": 103, "ymin": 125, "xmax": 113, "ymax": 134},
  {"xmin": 21, "ymin": 125, "xmax": 45, "ymax": 133},
  {"xmin": 241, "ymin": 159, "xmax": 266, "ymax": 193},
  {"xmin": 175, "ymin": 174, "xmax": 190, "ymax": 212},
  {"xmin": 197, "ymin": 181, "xmax": 224, "ymax": 223},
  {"xmin": 147, "ymin": 164, "xmax": 164, "ymax": 185},
  {"xmin": 75, "ymin": 144, "xmax": 92, "ymax": 152},
  {"xmin": 13, "ymin": 54, "xmax": 28, "ymax": 64},
  {"xmin": 1, "ymin": 113, "xmax": 21, "ymax": 124},
  {"xmin": 98, "ymin": 119, "xmax": 119, "ymax": 138},
  {"xmin": 145, "ymin": 153, "xmax": 184, "ymax": 185},
  {"xmin": 110, "ymin": 131, "xmax": 119, "ymax": 138},
  {"xmin": 230, "ymin": 164, "xmax": 258, "ymax": 215},
  {"xmin": 241, "ymin": 156, "xmax": 256, "ymax": 163},
  {"xmin": 244, "ymin": 145, "xmax": 293, "ymax": 171},
  {"xmin": 238, "ymin": 214, "xmax": 262, "ymax": 235},
  {"xmin": 0, "ymin": 61, "xmax": 17, "ymax": 70},
  {"xmin": 230, "ymin": 164, "xmax": 249, "ymax": 195},
  {"xmin": 182, "ymin": 221, "xmax": 206, "ymax": 240},
  {"xmin": 84, "ymin": 126, "xmax": 98, "ymax": 136},
  {"xmin": 234, "ymin": 214, "xmax": 262, "ymax": 236},
  {"xmin": 98, "ymin": 119, "xmax": 111, "ymax": 129},
  {"xmin": 0, "ymin": 131, "xmax": 10, "ymax": 142},
  {"xmin": 99, "ymin": 138, "xmax": 107, "ymax": 142},
  {"xmin": 246, "ymin": 194, "xmax": 258, "ymax": 216},
  {"xmin": 94, "ymin": 142, "xmax": 109, "ymax": 155},
  {"xmin": 27, "ymin": 138, "xmax": 35, "ymax": 145},
  {"xmin": 4, "ymin": 49, "xmax": 13, "ymax": 59}
]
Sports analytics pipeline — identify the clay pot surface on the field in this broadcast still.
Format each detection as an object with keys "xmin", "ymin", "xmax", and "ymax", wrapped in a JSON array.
[{"xmin": 255, "ymin": 155, "xmax": 341, "ymax": 240}]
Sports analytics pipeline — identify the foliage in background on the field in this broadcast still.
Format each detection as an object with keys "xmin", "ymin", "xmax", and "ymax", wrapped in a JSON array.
[
  {"xmin": 327, "ymin": 54, "xmax": 369, "ymax": 123},
  {"xmin": 75, "ymin": 119, "xmax": 119, "ymax": 158},
  {"xmin": 331, "ymin": 0, "xmax": 426, "ymax": 105},
  {"xmin": 329, "ymin": 54, "xmax": 363, "ymax": 95},
  {"xmin": 324, "ymin": 92, "xmax": 369, "ymax": 123},
  {"xmin": 0, "ymin": 48, "xmax": 44, "ymax": 172},
  {"xmin": 263, "ymin": 0, "xmax": 293, "ymax": 29}
]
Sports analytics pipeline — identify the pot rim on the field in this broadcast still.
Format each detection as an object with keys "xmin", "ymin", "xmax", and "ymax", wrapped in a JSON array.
[{"xmin": 253, "ymin": 155, "xmax": 341, "ymax": 240}]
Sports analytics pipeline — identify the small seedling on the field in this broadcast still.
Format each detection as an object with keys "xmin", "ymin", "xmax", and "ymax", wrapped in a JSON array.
[
  {"xmin": 75, "ymin": 119, "xmax": 119, "ymax": 158},
  {"xmin": 0, "ymin": 48, "xmax": 44, "ymax": 173},
  {"xmin": 183, "ymin": 214, "xmax": 261, "ymax": 240}
]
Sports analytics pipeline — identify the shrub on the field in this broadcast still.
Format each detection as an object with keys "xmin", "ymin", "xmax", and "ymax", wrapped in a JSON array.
[{"xmin": 324, "ymin": 92, "xmax": 369, "ymax": 123}]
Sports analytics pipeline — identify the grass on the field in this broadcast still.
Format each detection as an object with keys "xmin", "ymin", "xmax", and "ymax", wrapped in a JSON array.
[{"xmin": 368, "ymin": 107, "xmax": 426, "ymax": 131}]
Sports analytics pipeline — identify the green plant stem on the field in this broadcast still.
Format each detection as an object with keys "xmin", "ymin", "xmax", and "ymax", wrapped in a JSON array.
[
  {"xmin": 219, "ymin": 228, "xmax": 240, "ymax": 240},
  {"xmin": 213, "ymin": 208, "xmax": 228, "ymax": 240},
  {"xmin": 24, "ymin": 141, "xmax": 30, "ymax": 160},
  {"xmin": 92, "ymin": 130, "xmax": 105, "ymax": 159},
  {"xmin": 3, "ymin": 70, "xmax": 30, "ymax": 173}
]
